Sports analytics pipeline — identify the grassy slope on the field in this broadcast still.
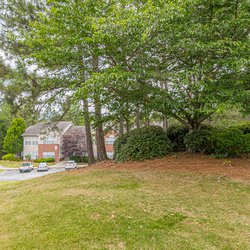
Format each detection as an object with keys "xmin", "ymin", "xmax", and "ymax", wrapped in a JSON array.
[{"xmin": 0, "ymin": 168, "xmax": 249, "ymax": 250}]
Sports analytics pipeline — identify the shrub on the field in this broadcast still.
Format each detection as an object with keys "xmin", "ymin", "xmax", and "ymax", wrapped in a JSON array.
[
  {"xmin": 1, "ymin": 154, "xmax": 21, "ymax": 161},
  {"xmin": 70, "ymin": 155, "xmax": 88, "ymax": 163},
  {"xmin": 114, "ymin": 126, "xmax": 172, "ymax": 162},
  {"xmin": 2, "ymin": 153, "xmax": 15, "ymax": 161},
  {"xmin": 25, "ymin": 154, "xmax": 31, "ymax": 160},
  {"xmin": 184, "ymin": 128, "xmax": 217, "ymax": 154},
  {"xmin": 243, "ymin": 134, "xmax": 250, "ymax": 154},
  {"xmin": 167, "ymin": 125, "xmax": 189, "ymax": 152},
  {"xmin": 231, "ymin": 122, "xmax": 250, "ymax": 134},
  {"xmin": 214, "ymin": 128, "xmax": 247, "ymax": 157},
  {"xmin": 34, "ymin": 158, "xmax": 55, "ymax": 163}
]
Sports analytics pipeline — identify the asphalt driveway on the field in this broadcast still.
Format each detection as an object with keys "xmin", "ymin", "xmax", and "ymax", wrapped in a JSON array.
[{"xmin": 0, "ymin": 168, "xmax": 65, "ymax": 182}]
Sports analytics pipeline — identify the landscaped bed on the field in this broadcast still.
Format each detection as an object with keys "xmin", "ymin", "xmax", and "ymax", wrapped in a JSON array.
[{"xmin": 0, "ymin": 153, "xmax": 249, "ymax": 249}]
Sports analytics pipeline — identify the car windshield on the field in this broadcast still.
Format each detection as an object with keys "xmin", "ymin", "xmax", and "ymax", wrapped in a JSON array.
[
  {"xmin": 67, "ymin": 161, "xmax": 75, "ymax": 164},
  {"xmin": 39, "ymin": 163, "xmax": 46, "ymax": 166},
  {"xmin": 22, "ymin": 163, "xmax": 31, "ymax": 166}
]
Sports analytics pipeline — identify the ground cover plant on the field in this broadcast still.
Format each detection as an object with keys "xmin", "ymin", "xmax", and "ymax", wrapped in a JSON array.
[{"xmin": 0, "ymin": 157, "xmax": 249, "ymax": 249}]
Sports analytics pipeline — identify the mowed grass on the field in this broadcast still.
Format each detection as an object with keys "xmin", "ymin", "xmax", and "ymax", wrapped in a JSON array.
[
  {"xmin": 0, "ymin": 160, "xmax": 54, "ymax": 168},
  {"xmin": 0, "ymin": 160, "xmax": 22, "ymax": 168},
  {"xmin": 0, "ymin": 168, "xmax": 249, "ymax": 250}
]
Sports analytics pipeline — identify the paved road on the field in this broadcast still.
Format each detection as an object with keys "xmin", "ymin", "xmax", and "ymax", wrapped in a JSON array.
[{"xmin": 0, "ymin": 168, "xmax": 65, "ymax": 182}]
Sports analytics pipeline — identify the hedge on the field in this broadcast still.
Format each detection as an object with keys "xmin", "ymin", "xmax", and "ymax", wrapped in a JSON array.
[
  {"xmin": 167, "ymin": 125, "xmax": 189, "ymax": 152},
  {"xmin": 34, "ymin": 158, "xmax": 55, "ymax": 163},
  {"xmin": 184, "ymin": 128, "xmax": 217, "ymax": 154},
  {"xmin": 114, "ymin": 126, "xmax": 172, "ymax": 162},
  {"xmin": 70, "ymin": 156, "xmax": 88, "ymax": 163},
  {"xmin": 214, "ymin": 128, "xmax": 249, "ymax": 157}
]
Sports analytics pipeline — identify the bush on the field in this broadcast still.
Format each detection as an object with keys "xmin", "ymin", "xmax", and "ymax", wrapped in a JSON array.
[
  {"xmin": 243, "ymin": 134, "xmax": 250, "ymax": 154},
  {"xmin": 34, "ymin": 158, "xmax": 55, "ymax": 163},
  {"xmin": 1, "ymin": 154, "xmax": 21, "ymax": 161},
  {"xmin": 231, "ymin": 122, "xmax": 250, "ymax": 134},
  {"xmin": 114, "ymin": 126, "xmax": 172, "ymax": 162},
  {"xmin": 167, "ymin": 125, "xmax": 189, "ymax": 152},
  {"xmin": 184, "ymin": 128, "xmax": 217, "ymax": 154},
  {"xmin": 2, "ymin": 153, "xmax": 15, "ymax": 161},
  {"xmin": 214, "ymin": 128, "xmax": 247, "ymax": 157},
  {"xmin": 70, "ymin": 155, "xmax": 88, "ymax": 163}
]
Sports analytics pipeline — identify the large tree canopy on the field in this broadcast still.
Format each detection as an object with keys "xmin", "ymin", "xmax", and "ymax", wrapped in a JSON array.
[{"xmin": 0, "ymin": 0, "xmax": 249, "ymax": 140}]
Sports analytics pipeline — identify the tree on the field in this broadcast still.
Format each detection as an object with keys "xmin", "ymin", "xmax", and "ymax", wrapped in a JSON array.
[
  {"xmin": 149, "ymin": 0, "xmax": 250, "ymax": 131},
  {"xmin": 61, "ymin": 127, "xmax": 87, "ymax": 160},
  {"xmin": 3, "ymin": 117, "xmax": 26, "ymax": 155},
  {"xmin": 1, "ymin": 0, "xmax": 249, "ymax": 145}
]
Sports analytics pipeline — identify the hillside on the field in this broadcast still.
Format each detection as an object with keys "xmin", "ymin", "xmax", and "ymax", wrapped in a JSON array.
[{"xmin": 0, "ymin": 154, "xmax": 250, "ymax": 249}]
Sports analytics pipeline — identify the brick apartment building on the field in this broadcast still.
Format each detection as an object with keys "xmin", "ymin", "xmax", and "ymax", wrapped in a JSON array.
[{"xmin": 22, "ymin": 122, "xmax": 117, "ymax": 161}]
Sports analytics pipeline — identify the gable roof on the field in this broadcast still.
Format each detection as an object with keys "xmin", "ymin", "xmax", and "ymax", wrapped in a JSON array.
[
  {"xmin": 63, "ymin": 125, "xmax": 86, "ymax": 136},
  {"xmin": 23, "ymin": 121, "xmax": 73, "ymax": 136}
]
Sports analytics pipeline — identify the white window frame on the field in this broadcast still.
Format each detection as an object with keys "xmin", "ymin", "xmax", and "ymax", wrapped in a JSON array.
[
  {"xmin": 43, "ymin": 152, "xmax": 55, "ymax": 159},
  {"xmin": 105, "ymin": 137, "xmax": 115, "ymax": 145}
]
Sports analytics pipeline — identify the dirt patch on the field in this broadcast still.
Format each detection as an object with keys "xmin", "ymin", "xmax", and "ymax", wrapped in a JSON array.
[{"xmin": 80, "ymin": 153, "xmax": 250, "ymax": 183}]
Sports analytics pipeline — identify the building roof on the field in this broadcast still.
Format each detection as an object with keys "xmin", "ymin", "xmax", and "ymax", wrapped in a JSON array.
[
  {"xmin": 23, "ymin": 121, "xmax": 73, "ymax": 136},
  {"xmin": 64, "ymin": 125, "xmax": 86, "ymax": 136}
]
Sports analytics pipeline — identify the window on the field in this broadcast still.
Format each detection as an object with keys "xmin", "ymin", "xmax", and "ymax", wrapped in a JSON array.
[
  {"xmin": 24, "ymin": 151, "xmax": 38, "ymax": 160},
  {"xmin": 107, "ymin": 152, "xmax": 114, "ymax": 159},
  {"xmin": 25, "ymin": 140, "xmax": 38, "ymax": 146},
  {"xmin": 43, "ymin": 138, "xmax": 56, "ymax": 144},
  {"xmin": 105, "ymin": 137, "xmax": 115, "ymax": 145},
  {"xmin": 43, "ymin": 152, "xmax": 55, "ymax": 159}
]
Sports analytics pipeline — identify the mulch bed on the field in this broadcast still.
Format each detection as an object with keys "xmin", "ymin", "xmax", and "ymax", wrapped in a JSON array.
[{"xmin": 88, "ymin": 153, "xmax": 250, "ymax": 183}]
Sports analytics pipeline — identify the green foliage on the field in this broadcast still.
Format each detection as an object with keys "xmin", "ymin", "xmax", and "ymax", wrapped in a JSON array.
[
  {"xmin": 167, "ymin": 125, "xmax": 189, "ymax": 152},
  {"xmin": 3, "ymin": 118, "xmax": 26, "ymax": 155},
  {"xmin": 184, "ymin": 129, "xmax": 217, "ymax": 154},
  {"xmin": 0, "ymin": 120, "xmax": 9, "ymax": 157},
  {"xmin": 243, "ymin": 134, "xmax": 250, "ymax": 154},
  {"xmin": 34, "ymin": 158, "xmax": 55, "ymax": 163},
  {"xmin": 214, "ymin": 128, "xmax": 248, "ymax": 157},
  {"xmin": 70, "ymin": 156, "xmax": 88, "ymax": 163},
  {"xmin": 25, "ymin": 154, "xmax": 31, "ymax": 160},
  {"xmin": 2, "ymin": 153, "xmax": 15, "ymax": 161},
  {"xmin": 1, "ymin": 153, "xmax": 21, "ymax": 161},
  {"xmin": 114, "ymin": 126, "xmax": 172, "ymax": 162},
  {"xmin": 231, "ymin": 122, "xmax": 250, "ymax": 134}
]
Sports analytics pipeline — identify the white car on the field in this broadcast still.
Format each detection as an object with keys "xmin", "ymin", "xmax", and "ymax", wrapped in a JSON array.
[
  {"xmin": 19, "ymin": 162, "xmax": 34, "ymax": 173},
  {"xmin": 37, "ymin": 162, "xmax": 49, "ymax": 172},
  {"xmin": 65, "ymin": 160, "xmax": 77, "ymax": 170}
]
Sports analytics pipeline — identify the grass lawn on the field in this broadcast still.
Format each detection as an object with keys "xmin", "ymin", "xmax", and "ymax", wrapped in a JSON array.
[
  {"xmin": 0, "ymin": 160, "xmax": 54, "ymax": 168},
  {"xmin": 0, "ymin": 167, "xmax": 249, "ymax": 249}
]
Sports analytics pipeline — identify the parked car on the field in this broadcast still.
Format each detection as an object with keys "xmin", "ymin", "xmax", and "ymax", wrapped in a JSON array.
[
  {"xmin": 37, "ymin": 162, "xmax": 49, "ymax": 172},
  {"xmin": 19, "ymin": 162, "xmax": 34, "ymax": 173},
  {"xmin": 65, "ymin": 160, "xmax": 77, "ymax": 170}
]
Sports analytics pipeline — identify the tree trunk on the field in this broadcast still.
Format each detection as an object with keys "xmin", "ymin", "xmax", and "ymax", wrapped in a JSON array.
[
  {"xmin": 145, "ymin": 114, "xmax": 150, "ymax": 127},
  {"xmin": 83, "ymin": 99, "xmax": 95, "ymax": 165},
  {"xmin": 119, "ymin": 116, "xmax": 124, "ymax": 135},
  {"xmin": 126, "ymin": 118, "xmax": 130, "ymax": 132},
  {"xmin": 92, "ymin": 55, "xmax": 107, "ymax": 161},
  {"xmin": 136, "ymin": 106, "xmax": 140, "ymax": 129},
  {"xmin": 94, "ymin": 95, "xmax": 107, "ymax": 161},
  {"xmin": 163, "ymin": 115, "xmax": 169, "ymax": 131}
]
